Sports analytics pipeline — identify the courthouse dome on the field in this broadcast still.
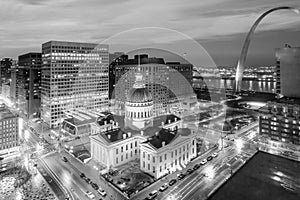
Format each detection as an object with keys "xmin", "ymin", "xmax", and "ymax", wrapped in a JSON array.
[{"xmin": 127, "ymin": 87, "xmax": 152, "ymax": 103}]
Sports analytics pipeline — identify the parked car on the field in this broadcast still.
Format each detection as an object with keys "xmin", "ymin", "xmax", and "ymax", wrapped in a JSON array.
[
  {"xmin": 97, "ymin": 188, "xmax": 107, "ymax": 197},
  {"xmin": 193, "ymin": 164, "xmax": 200, "ymax": 170},
  {"xmin": 84, "ymin": 177, "xmax": 92, "ymax": 184},
  {"xmin": 200, "ymin": 159, "xmax": 207, "ymax": 165},
  {"xmin": 186, "ymin": 169, "xmax": 193, "ymax": 175},
  {"xmin": 85, "ymin": 191, "xmax": 95, "ymax": 199},
  {"xmin": 91, "ymin": 183, "xmax": 99, "ymax": 190},
  {"xmin": 169, "ymin": 179, "xmax": 177, "ymax": 186},
  {"xmin": 159, "ymin": 183, "xmax": 168, "ymax": 192},
  {"xmin": 62, "ymin": 157, "xmax": 68, "ymax": 162},
  {"xmin": 80, "ymin": 173, "xmax": 85, "ymax": 178},
  {"xmin": 212, "ymin": 152, "xmax": 218, "ymax": 158},
  {"xmin": 148, "ymin": 190, "xmax": 158, "ymax": 199},
  {"xmin": 207, "ymin": 156, "xmax": 213, "ymax": 161},
  {"xmin": 177, "ymin": 173, "xmax": 185, "ymax": 180}
]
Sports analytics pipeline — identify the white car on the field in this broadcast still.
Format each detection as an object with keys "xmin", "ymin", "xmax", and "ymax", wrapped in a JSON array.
[
  {"xmin": 149, "ymin": 190, "xmax": 158, "ymax": 197},
  {"xmin": 85, "ymin": 191, "xmax": 95, "ymax": 199},
  {"xmin": 212, "ymin": 152, "xmax": 218, "ymax": 158},
  {"xmin": 159, "ymin": 183, "xmax": 168, "ymax": 192},
  {"xmin": 200, "ymin": 159, "xmax": 207, "ymax": 165},
  {"xmin": 97, "ymin": 188, "xmax": 107, "ymax": 197}
]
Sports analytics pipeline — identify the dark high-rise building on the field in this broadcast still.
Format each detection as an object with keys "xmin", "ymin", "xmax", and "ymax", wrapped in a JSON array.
[
  {"xmin": 114, "ymin": 54, "xmax": 195, "ymax": 116},
  {"xmin": 109, "ymin": 53, "xmax": 127, "ymax": 99},
  {"xmin": 10, "ymin": 63, "xmax": 18, "ymax": 104},
  {"xmin": 41, "ymin": 41, "xmax": 109, "ymax": 128},
  {"xmin": 17, "ymin": 53, "xmax": 42, "ymax": 118},
  {"xmin": 166, "ymin": 62, "xmax": 194, "ymax": 101},
  {"xmin": 0, "ymin": 58, "xmax": 13, "ymax": 93},
  {"xmin": 275, "ymin": 45, "xmax": 300, "ymax": 98},
  {"xmin": 114, "ymin": 54, "xmax": 169, "ymax": 116}
]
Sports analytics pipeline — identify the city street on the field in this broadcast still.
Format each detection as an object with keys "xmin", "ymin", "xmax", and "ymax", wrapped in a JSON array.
[
  {"xmin": 22, "ymin": 124, "xmax": 73, "ymax": 200},
  {"xmin": 131, "ymin": 123, "xmax": 259, "ymax": 200}
]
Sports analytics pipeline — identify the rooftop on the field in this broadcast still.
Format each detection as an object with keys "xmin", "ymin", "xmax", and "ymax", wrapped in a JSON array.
[
  {"xmin": 64, "ymin": 109, "xmax": 106, "ymax": 126},
  {"xmin": 118, "ymin": 54, "xmax": 165, "ymax": 65},
  {"xmin": 272, "ymin": 96, "xmax": 300, "ymax": 105},
  {"xmin": 145, "ymin": 128, "xmax": 191, "ymax": 149},
  {"xmin": 95, "ymin": 113, "xmax": 182, "ymax": 144},
  {"xmin": 102, "ymin": 128, "xmax": 129, "ymax": 143},
  {"xmin": 0, "ymin": 106, "xmax": 16, "ymax": 120}
]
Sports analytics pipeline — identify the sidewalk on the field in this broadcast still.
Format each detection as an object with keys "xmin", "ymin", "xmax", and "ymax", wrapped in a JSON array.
[{"xmin": 60, "ymin": 149, "xmax": 126, "ymax": 200}]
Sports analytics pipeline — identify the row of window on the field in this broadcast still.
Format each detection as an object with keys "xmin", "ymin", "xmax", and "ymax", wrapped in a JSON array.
[
  {"xmin": 115, "ymin": 149, "xmax": 139, "ymax": 164},
  {"xmin": 142, "ymin": 153, "xmax": 191, "ymax": 174},
  {"xmin": 116, "ymin": 141, "xmax": 138, "ymax": 154}
]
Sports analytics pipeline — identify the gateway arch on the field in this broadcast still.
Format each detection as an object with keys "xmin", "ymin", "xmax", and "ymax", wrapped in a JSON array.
[{"xmin": 234, "ymin": 6, "xmax": 299, "ymax": 93}]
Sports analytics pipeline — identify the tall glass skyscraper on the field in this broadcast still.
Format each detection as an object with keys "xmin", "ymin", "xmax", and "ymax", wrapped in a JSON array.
[{"xmin": 41, "ymin": 41, "xmax": 109, "ymax": 128}]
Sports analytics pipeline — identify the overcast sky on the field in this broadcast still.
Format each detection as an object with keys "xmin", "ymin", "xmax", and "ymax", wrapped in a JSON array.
[{"xmin": 0, "ymin": 0, "xmax": 299, "ymax": 66}]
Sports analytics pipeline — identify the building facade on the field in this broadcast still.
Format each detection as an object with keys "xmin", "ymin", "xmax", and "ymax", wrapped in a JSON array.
[
  {"xmin": 10, "ymin": 63, "xmax": 18, "ymax": 105},
  {"xmin": 0, "ymin": 105, "xmax": 19, "ymax": 157},
  {"xmin": 259, "ymin": 97, "xmax": 300, "ymax": 151},
  {"xmin": 41, "ymin": 41, "xmax": 109, "ymax": 128},
  {"xmin": 17, "ymin": 53, "xmax": 42, "ymax": 118},
  {"xmin": 0, "ymin": 58, "xmax": 13, "ymax": 93},
  {"xmin": 167, "ymin": 62, "xmax": 193, "ymax": 98},
  {"xmin": 90, "ymin": 130, "xmax": 145, "ymax": 169},
  {"xmin": 140, "ymin": 128, "xmax": 196, "ymax": 179},
  {"xmin": 109, "ymin": 53, "xmax": 127, "ymax": 99},
  {"xmin": 275, "ymin": 45, "xmax": 300, "ymax": 98}
]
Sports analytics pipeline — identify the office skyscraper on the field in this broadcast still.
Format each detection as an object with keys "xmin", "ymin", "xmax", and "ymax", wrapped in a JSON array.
[
  {"xmin": 275, "ymin": 45, "xmax": 300, "ymax": 98},
  {"xmin": 17, "ymin": 53, "xmax": 42, "ymax": 118},
  {"xmin": 0, "ymin": 104, "xmax": 19, "ymax": 157},
  {"xmin": 41, "ymin": 41, "xmax": 109, "ymax": 128},
  {"xmin": 167, "ymin": 62, "xmax": 194, "ymax": 101},
  {"xmin": 0, "ymin": 58, "xmax": 13, "ymax": 94}
]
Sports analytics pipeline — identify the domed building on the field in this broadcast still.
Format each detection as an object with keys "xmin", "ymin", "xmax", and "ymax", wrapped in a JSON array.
[{"xmin": 125, "ymin": 71, "xmax": 154, "ymax": 130}]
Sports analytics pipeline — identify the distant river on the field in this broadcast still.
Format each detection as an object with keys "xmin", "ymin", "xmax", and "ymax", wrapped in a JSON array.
[{"xmin": 194, "ymin": 78, "xmax": 276, "ymax": 93}]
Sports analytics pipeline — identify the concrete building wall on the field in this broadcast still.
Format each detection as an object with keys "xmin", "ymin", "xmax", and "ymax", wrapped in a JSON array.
[{"xmin": 275, "ymin": 46, "xmax": 300, "ymax": 98}]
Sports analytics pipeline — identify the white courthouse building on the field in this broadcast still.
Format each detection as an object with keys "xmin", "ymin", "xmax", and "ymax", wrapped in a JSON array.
[
  {"xmin": 140, "ymin": 128, "xmax": 196, "ymax": 178},
  {"xmin": 90, "ymin": 71, "xmax": 196, "ymax": 179}
]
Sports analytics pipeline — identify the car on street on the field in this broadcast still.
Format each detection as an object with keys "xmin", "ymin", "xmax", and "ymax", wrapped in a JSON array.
[
  {"xmin": 85, "ymin": 191, "xmax": 95, "ymax": 199},
  {"xmin": 200, "ymin": 159, "xmax": 207, "ymax": 165},
  {"xmin": 80, "ymin": 173, "xmax": 85, "ymax": 178},
  {"xmin": 177, "ymin": 173, "xmax": 185, "ymax": 180},
  {"xmin": 186, "ymin": 168, "xmax": 193, "ymax": 175},
  {"xmin": 193, "ymin": 164, "xmax": 200, "ymax": 170},
  {"xmin": 97, "ymin": 188, "xmax": 107, "ymax": 197},
  {"xmin": 207, "ymin": 156, "xmax": 213, "ymax": 161},
  {"xmin": 169, "ymin": 179, "xmax": 177, "ymax": 186},
  {"xmin": 84, "ymin": 177, "xmax": 92, "ymax": 184},
  {"xmin": 148, "ymin": 190, "xmax": 158, "ymax": 199},
  {"xmin": 91, "ymin": 183, "xmax": 99, "ymax": 190},
  {"xmin": 62, "ymin": 157, "xmax": 68, "ymax": 162},
  {"xmin": 212, "ymin": 152, "xmax": 218, "ymax": 158},
  {"xmin": 159, "ymin": 183, "xmax": 168, "ymax": 192}
]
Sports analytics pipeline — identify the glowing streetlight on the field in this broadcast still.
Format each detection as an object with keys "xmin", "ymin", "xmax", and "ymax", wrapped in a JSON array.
[
  {"xmin": 24, "ymin": 130, "xmax": 30, "ymax": 141},
  {"xmin": 235, "ymin": 138, "xmax": 244, "ymax": 153},
  {"xmin": 36, "ymin": 143, "xmax": 43, "ymax": 152},
  {"xmin": 203, "ymin": 165, "xmax": 215, "ymax": 180}
]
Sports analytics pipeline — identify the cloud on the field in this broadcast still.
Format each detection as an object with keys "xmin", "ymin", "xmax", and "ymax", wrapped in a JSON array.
[{"xmin": 0, "ymin": 0, "xmax": 299, "ymax": 59}]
